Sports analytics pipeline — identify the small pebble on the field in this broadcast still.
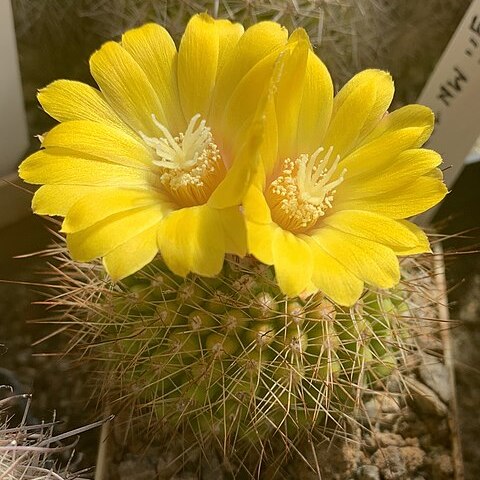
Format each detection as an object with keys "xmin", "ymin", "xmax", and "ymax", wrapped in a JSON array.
[
  {"xmin": 117, "ymin": 458, "xmax": 156, "ymax": 480},
  {"xmin": 363, "ymin": 399, "xmax": 379, "ymax": 420},
  {"xmin": 386, "ymin": 376, "xmax": 402, "ymax": 393},
  {"xmin": 363, "ymin": 434, "xmax": 377, "ymax": 453},
  {"xmin": 431, "ymin": 452, "xmax": 454, "ymax": 480},
  {"xmin": 371, "ymin": 445, "xmax": 426, "ymax": 480},
  {"xmin": 375, "ymin": 432, "xmax": 406, "ymax": 448},
  {"xmin": 381, "ymin": 395, "xmax": 402, "ymax": 414},
  {"xmin": 356, "ymin": 464, "xmax": 380, "ymax": 480},
  {"xmin": 419, "ymin": 433, "xmax": 432, "ymax": 449},
  {"xmin": 402, "ymin": 446, "xmax": 426, "ymax": 472},
  {"xmin": 418, "ymin": 353, "xmax": 451, "ymax": 403},
  {"xmin": 372, "ymin": 446, "xmax": 406, "ymax": 480},
  {"xmin": 405, "ymin": 377, "xmax": 448, "ymax": 417},
  {"xmin": 404, "ymin": 437, "xmax": 420, "ymax": 447},
  {"xmin": 363, "ymin": 393, "xmax": 401, "ymax": 424}
]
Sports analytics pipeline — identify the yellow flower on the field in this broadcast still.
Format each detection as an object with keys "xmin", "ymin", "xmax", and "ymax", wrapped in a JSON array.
[
  {"xmin": 19, "ymin": 14, "xmax": 300, "ymax": 280},
  {"xmin": 244, "ymin": 49, "xmax": 448, "ymax": 305}
]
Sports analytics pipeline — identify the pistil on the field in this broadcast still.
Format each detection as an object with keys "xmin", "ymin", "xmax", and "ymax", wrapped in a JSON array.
[
  {"xmin": 267, "ymin": 146, "xmax": 346, "ymax": 233},
  {"xmin": 140, "ymin": 114, "xmax": 225, "ymax": 207}
]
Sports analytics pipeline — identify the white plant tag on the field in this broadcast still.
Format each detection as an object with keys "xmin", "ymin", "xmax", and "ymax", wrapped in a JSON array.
[
  {"xmin": 0, "ymin": 0, "xmax": 29, "ymax": 177},
  {"xmin": 0, "ymin": 1, "xmax": 32, "ymax": 228},
  {"xmin": 416, "ymin": 0, "xmax": 480, "ymax": 222}
]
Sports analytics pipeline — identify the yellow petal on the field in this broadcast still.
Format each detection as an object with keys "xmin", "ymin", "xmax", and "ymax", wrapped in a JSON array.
[
  {"xmin": 211, "ymin": 21, "xmax": 288, "ymax": 122},
  {"xmin": 246, "ymin": 221, "xmax": 276, "ymax": 266},
  {"xmin": 157, "ymin": 205, "xmax": 226, "ymax": 277},
  {"xmin": 20, "ymin": 149, "xmax": 151, "ymax": 187},
  {"xmin": 243, "ymin": 185, "xmax": 272, "ymax": 224},
  {"xmin": 333, "ymin": 69, "xmax": 394, "ymax": 134},
  {"xmin": 424, "ymin": 168, "xmax": 444, "ymax": 180},
  {"xmin": 216, "ymin": 19, "xmax": 244, "ymax": 74},
  {"xmin": 295, "ymin": 50, "xmax": 333, "ymax": 155},
  {"xmin": 391, "ymin": 220, "xmax": 431, "ymax": 255},
  {"xmin": 220, "ymin": 46, "xmax": 282, "ymax": 151},
  {"xmin": 208, "ymin": 82, "xmax": 276, "ymax": 209},
  {"xmin": 121, "ymin": 23, "xmax": 184, "ymax": 133},
  {"xmin": 359, "ymin": 104, "xmax": 434, "ymax": 148},
  {"xmin": 334, "ymin": 175, "xmax": 448, "ymax": 219},
  {"xmin": 62, "ymin": 188, "xmax": 165, "ymax": 233},
  {"xmin": 42, "ymin": 120, "xmax": 153, "ymax": 168},
  {"xmin": 218, "ymin": 207, "xmax": 247, "ymax": 257},
  {"xmin": 178, "ymin": 14, "xmax": 219, "ymax": 120},
  {"xmin": 103, "ymin": 225, "xmax": 159, "ymax": 281},
  {"xmin": 340, "ymin": 127, "xmax": 434, "ymax": 180},
  {"xmin": 323, "ymin": 70, "xmax": 394, "ymax": 158},
  {"xmin": 323, "ymin": 210, "xmax": 424, "ymax": 250},
  {"xmin": 212, "ymin": 38, "xmax": 301, "ymax": 203},
  {"xmin": 311, "ymin": 227, "xmax": 400, "ymax": 289},
  {"xmin": 243, "ymin": 188, "xmax": 277, "ymax": 267},
  {"xmin": 89, "ymin": 41, "xmax": 164, "ymax": 136},
  {"xmin": 340, "ymin": 148, "xmax": 442, "ymax": 197},
  {"xmin": 37, "ymin": 80, "xmax": 130, "ymax": 133},
  {"xmin": 255, "ymin": 90, "xmax": 279, "ymax": 185},
  {"xmin": 306, "ymin": 238, "xmax": 364, "ymax": 306},
  {"xmin": 67, "ymin": 205, "xmax": 165, "ymax": 261},
  {"xmin": 32, "ymin": 185, "xmax": 100, "ymax": 216},
  {"xmin": 271, "ymin": 228, "xmax": 313, "ymax": 297},
  {"xmin": 207, "ymin": 119, "xmax": 262, "ymax": 209},
  {"xmin": 275, "ymin": 29, "xmax": 310, "ymax": 158}
]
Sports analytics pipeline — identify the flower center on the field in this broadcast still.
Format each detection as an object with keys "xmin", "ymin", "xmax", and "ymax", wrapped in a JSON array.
[
  {"xmin": 140, "ymin": 114, "xmax": 226, "ymax": 207},
  {"xmin": 266, "ymin": 146, "xmax": 346, "ymax": 233}
]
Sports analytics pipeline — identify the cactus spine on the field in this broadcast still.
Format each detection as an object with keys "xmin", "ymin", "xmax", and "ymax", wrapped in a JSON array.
[{"xmin": 48, "ymin": 249, "xmax": 413, "ymax": 463}]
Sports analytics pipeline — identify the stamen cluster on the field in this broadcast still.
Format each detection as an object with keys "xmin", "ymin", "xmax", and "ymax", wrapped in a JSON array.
[
  {"xmin": 141, "ymin": 114, "xmax": 224, "ymax": 206},
  {"xmin": 268, "ymin": 146, "xmax": 346, "ymax": 232}
]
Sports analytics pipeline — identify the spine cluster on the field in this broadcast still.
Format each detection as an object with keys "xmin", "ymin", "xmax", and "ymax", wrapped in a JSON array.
[{"xmin": 53, "ymin": 253, "xmax": 410, "ymax": 455}]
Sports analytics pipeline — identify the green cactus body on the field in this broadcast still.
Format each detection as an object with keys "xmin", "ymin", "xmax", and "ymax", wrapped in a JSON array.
[{"xmin": 65, "ymin": 254, "xmax": 409, "ymax": 453}]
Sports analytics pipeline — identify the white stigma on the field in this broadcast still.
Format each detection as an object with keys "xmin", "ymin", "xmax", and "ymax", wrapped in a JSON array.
[
  {"xmin": 140, "ymin": 114, "xmax": 222, "ymax": 199},
  {"xmin": 141, "ymin": 113, "xmax": 213, "ymax": 170},
  {"xmin": 269, "ymin": 146, "xmax": 347, "ymax": 231},
  {"xmin": 296, "ymin": 146, "xmax": 346, "ymax": 208}
]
